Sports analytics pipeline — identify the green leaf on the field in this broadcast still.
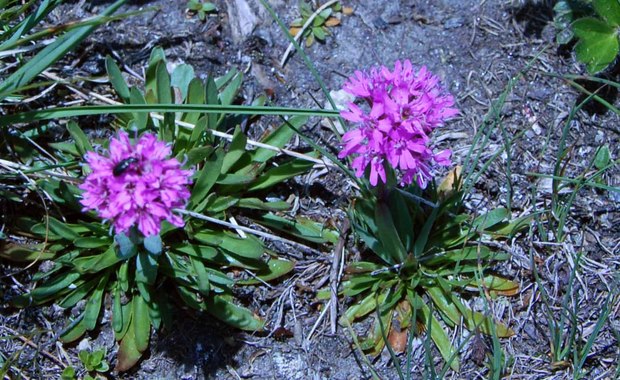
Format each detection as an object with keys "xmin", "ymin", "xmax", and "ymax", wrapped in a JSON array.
[
  {"xmin": 146, "ymin": 292, "xmax": 167, "ymax": 330},
  {"xmin": 115, "ymin": 233, "xmax": 138, "ymax": 260},
  {"xmin": 594, "ymin": 144, "xmax": 611, "ymax": 169},
  {"xmin": 484, "ymin": 213, "xmax": 533, "ymax": 237},
  {"xmin": 132, "ymin": 295, "xmax": 151, "ymax": 353},
  {"xmin": 105, "ymin": 56, "xmax": 131, "ymax": 102},
  {"xmin": 450, "ymin": 292, "xmax": 514, "ymax": 338},
  {"xmin": 0, "ymin": 242, "xmax": 55, "ymax": 262},
  {"xmin": 143, "ymin": 235, "xmax": 163, "ymax": 256},
  {"xmin": 218, "ymin": 71, "xmax": 243, "ymax": 106},
  {"xmin": 129, "ymin": 87, "xmax": 149, "ymax": 132},
  {"xmin": 113, "ymin": 302, "xmax": 132, "ymax": 342},
  {"xmin": 413, "ymin": 205, "xmax": 439, "ymax": 258},
  {"xmin": 360, "ymin": 306, "xmax": 392, "ymax": 355},
  {"xmin": 135, "ymin": 251, "xmax": 158, "ymax": 286},
  {"xmin": 205, "ymin": 195, "xmax": 239, "ymax": 212},
  {"xmin": 61, "ymin": 366, "xmax": 76, "ymax": 380},
  {"xmin": 201, "ymin": 2, "xmax": 216, "ymax": 12},
  {"xmin": 47, "ymin": 217, "xmax": 79, "ymax": 241},
  {"xmin": 185, "ymin": 145, "xmax": 214, "ymax": 166},
  {"xmin": 375, "ymin": 202, "xmax": 407, "ymax": 264},
  {"xmin": 145, "ymin": 47, "xmax": 165, "ymax": 93},
  {"xmin": 341, "ymin": 275, "xmax": 380, "ymax": 297},
  {"xmin": 237, "ymin": 258, "xmax": 295, "ymax": 285},
  {"xmin": 351, "ymin": 217, "xmax": 386, "ymax": 263},
  {"xmin": 252, "ymin": 116, "xmax": 307, "ymax": 162},
  {"xmin": 154, "ymin": 58, "xmax": 173, "ymax": 106},
  {"xmin": 115, "ymin": 315, "xmax": 144, "ymax": 372},
  {"xmin": 216, "ymin": 172, "xmax": 256, "ymax": 185},
  {"xmin": 594, "ymin": 0, "xmax": 620, "ymax": 26},
  {"xmin": 247, "ymin": 158, "xmax": 315, "ymax": 191},
  {"xmin": 73, "ymin": 246, "xmax": 121, "ymax": 273},
  {"xmin": 342, "ymin": 291, "xmax": 386, "ymax": 323},
  {"xmin": 82, "ymin": 273, "xmax": 109, "ymax": 331},
  {"xmin": 221, "ymin": 126, "xmax": 248, "ymax": 173},
  {"xmin": 426, "ymin": 286, "xmax": 459, "ymax": 327},
  {"xmin": 74, "ymin": 237, "xmax": 110, "ymax": 249},
  {"xmin": 418, "ymin": 295, "xmax": 460, "ymax": 372},
  {"xmin": 465, "ymin": 275, "xmax": 520, "ymax": 297},
  {"xmin": 66, "ymin": 121, "xmax": 93, "ymax": 156},
  {"xmin": 205, "ymin": 74, "xmax": 219, "ymax": 129},
  {"xmin": 421, "ymin": 246, "xmax": 496, "ymax": 266},
  {"xmin": 170, "ymin": 64, "xmax": 195, "ymax": 101},
  {"xmin": 345, "ymin": 261, "xmax": 382, "ymax": 273},
  {"xmin": 30, "ymin": 271, "xmax": 81, "ymax": 300},
  {"xmin": 189, "ymin": 148, "xmax": 224, "ymax": 208},
  {"xmin": 78, "ymin": 349, "xmax": 90, "ymax": 367},
  {"xmin": 172, "ymin": 244, "xmax": 219, "ymax": 261},
  {"xmin": 205, "ymin": 295, "xmax": 264, "ymax": 331},
  {"xmin": 176, "ymin": 285, "xmax": 205, "ymax": 311},
  {"xmin": 59, "ymin": 315, "xmax": 87, "ymax": 343},
  {"xmin": 319, "ymin": 8, "xmax": 332, "ymax": 19},
  {"xmin": 194, "ymin": 230, "xmax": 264, "ymax": 259},
  {"xmin": 237, "ymin": 197, "xmax": 290, "ymax": 211},
  {"xmin": 113, "ymin": 286, "xmax": 124, "ymax": 333},
  {"xmin": 259, "ymin": 213, "xmax": 339, "ymax": 244},
  {"xmin": 312, "ymin": 26, "xmax": 326, "ymax": 40},
  {"xmin": 472, "ymin": 207, "xmax": 510, "ymax": 231},
  {"xmin": 187, "ymin": 0, "xmax": 199, "ymax": 11},
  {"xmin": 573, "ymin": 17, "xmax": 619, "ymax": 73},
  {"xmin": 183, "ymin": 79, "xmax": 206, "ymax": 126},
  {"xmin": 90, "ymin": 348, "xmax": 106, "ymax": 369},
  {"xmin": 554, "ymin": 0, "xmax": 576, "ymax": 44},
  {"xmin": 58, "ymin": 278, "xmax": 98, "ymax": 309},
  {"xmin": 388, "ymin": 190, "xmax": 414, "ymax": 252},
  {"xmin": 190, "ymin": 256, "xmax": 210, "ymax": 295},
  {"xmin": 313, "ymin": 15, "xmax": 326, "ymax": 27}
]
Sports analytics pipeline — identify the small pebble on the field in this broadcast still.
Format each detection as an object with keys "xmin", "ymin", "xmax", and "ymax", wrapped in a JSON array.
[{"xmin": 444, "ymin": 17, "xmax": 464, "ymax": 29}]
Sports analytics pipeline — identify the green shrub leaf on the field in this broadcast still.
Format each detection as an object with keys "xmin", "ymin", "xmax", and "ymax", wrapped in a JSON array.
[
  {"xmin": 593, "ymin": 0, "xmax": 620, "ymax": 26},
  {"xmin": 205, "ymin": 295, "xmax": 264, "ymax": 331},
  {"xmin": 573, "ymin": 17, "xmax": 619, "ymax": 73},
  {"xmin": 105, "ymin": 56, "xmax": 131, "ymax": 103}
]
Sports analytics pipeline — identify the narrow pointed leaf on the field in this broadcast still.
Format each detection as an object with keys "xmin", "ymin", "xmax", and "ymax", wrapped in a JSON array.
[
  {"xmin": 132, "ymin": 295, "xmax": 151, "ymax": 353},
  {"xmin": 105, "ymin": 56, "xmax": 131, "ymax": 102},
  {"xmin": 205, "ymin": 295, "xmax": 264, "ymax": 331},
  {"xmin": 418, "ymin": 296, "xmax": 460, "ymax": 372}
]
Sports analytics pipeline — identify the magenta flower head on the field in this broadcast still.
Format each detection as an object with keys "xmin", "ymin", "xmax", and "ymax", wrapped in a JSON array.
[
  {"xmin": 79, "ymin": 131, "xmax": 193, "ymax": 237},
  {"xmin": 338, "ymin": 60, "xmax": 458, "ymax": 188}
]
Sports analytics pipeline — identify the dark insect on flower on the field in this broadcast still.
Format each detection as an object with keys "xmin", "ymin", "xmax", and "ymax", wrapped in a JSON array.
[{"xmin": 113, "ymin": 157, "xmax": 138, "ymax": 176}]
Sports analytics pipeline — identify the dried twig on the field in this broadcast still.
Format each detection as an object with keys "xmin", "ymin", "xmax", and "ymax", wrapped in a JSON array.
[
  {"xmin": 330, "ymin": 218, "xmax": 349, "ymax": 334},
  {"xmin": 1, "ymin": 326, "xmax": 67, "ymax": 369}
]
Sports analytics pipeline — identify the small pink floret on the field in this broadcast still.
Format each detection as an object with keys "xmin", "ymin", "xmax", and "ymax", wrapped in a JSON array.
[
  {"xmin": 339, "ymin": 60, "xmax": 458, "ymax": 187},
  {"xmin": 79, "ymin": 131, "xmax": 193, "ymax": 237}
]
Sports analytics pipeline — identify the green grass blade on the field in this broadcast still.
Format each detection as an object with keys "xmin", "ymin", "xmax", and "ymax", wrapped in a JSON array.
[
  {"xmin": 0, "ymin": 0, "xmax": 126, "ymax": 101},
  {"xmin": 0, "ymin": 104, "xmax": 339, "ymax": 126},
  {"xmin": 0, "ymin": 0, "xmax": 62, "ymax": 49}
]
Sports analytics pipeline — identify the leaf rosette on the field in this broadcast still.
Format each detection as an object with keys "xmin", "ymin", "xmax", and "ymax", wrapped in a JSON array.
[{"xmin": 9, "ymin": 50, "xmax": 309, "ymax": 370}]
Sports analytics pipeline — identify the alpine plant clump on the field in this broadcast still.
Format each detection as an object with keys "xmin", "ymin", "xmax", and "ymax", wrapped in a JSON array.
[{"xmin": 338, "ymin": 60, "xmax": 458, "ymax": 187}]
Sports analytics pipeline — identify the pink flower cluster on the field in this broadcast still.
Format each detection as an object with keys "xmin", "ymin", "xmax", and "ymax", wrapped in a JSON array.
[
  {"xmin": 338, "ymin": 60, "xmax": 458, "ymax": 187},
  {"xmin": 80, "ymin": 131, "xmax": 193, "ymax": 237}
]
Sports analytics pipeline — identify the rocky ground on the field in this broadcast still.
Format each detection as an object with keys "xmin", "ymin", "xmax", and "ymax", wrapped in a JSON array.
[{"xmin": 1, "ymin": 0, "xmax": 618, "ymax": 379}]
